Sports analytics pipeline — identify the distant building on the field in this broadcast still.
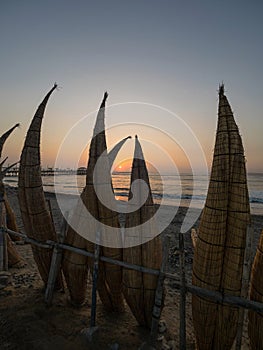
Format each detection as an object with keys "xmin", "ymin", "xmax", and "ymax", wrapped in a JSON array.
[{"xmin": 77, "ymin": 167, "xmax": 87, "ymax": 175}]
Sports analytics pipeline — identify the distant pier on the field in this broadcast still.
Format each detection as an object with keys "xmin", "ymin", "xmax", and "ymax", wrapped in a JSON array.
[{"xmin": 5, "ymin": 168, "xmax": 86, "ymax": 177}]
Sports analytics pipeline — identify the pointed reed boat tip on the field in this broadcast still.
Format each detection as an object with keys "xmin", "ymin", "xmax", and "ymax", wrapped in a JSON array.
[
  {"xmin": 219, "ymin": 83, "xmax": 225, "ymax": 96},
  {"xmin": 0, "ymin": 123, "xmax": 21, "ymax": 158},
  {"xmin": 36, "ymin": 84, "xmax": 58, "ymax": 112},
  {"xmin": 50, "ymin": 83, "xmax": 58, "ymax": 94},
  {"xmin": 135, "ymin": 134, "xmax": 138, "ymax": 139},
  {"xmin": 108, "ymin": 136, "xmax": 133, "ymax": 169},
  {"xmin": 53, "ymin": 82, "xmax": 63, "ymax": 91},
  {"xmin": 100, "ymin": 91, "xmax": 109, "ymax": 108}
]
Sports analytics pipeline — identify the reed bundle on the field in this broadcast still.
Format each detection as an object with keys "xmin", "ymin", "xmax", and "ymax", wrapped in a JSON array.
[
  {"xmin": 0, "ymin": 123, "xmax": 20, "ymax": 158},
  {"xmin": 62, "ymin": 220, "xmax": 89, "ymax": 305},
  {"xmin": 123, "ymin": 135, "xmax": 162, "ymax": 328},
  {"xmin": 0, "ymin": 125, "xmax": 23, "ymax": 265},
  {"xmin": 0, "ymin": 124, "xmax": 21, "ymax": 241},
  {"xmin": 248, "ymin": 230, "xmax": 263, "ymax": 349},
  {"xmin": 63, "ymin": 93, "xmax": 124, "ymax": 310},
  {"xmin": 192, "ymin": 85, "xmax": 250, "ymax": 349},
  {"xmin": 4, "ymin": 194, "xmax": 20, "ymax": 241},
  {"xmin": 18, "ymin": 84, "xmax": 63, "ymax": 288},
  {"xmin": 0, "ymin": 177, "xmax": 22, "ymax": 268},
  {"xmin": 6, "ymin": 234, "xmax": 22, "ymax": 267}
]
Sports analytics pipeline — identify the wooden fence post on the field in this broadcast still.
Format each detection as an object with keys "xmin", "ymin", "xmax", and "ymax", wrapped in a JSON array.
[
  {"xmin": 0, "ymin": 225, "xmax": 5, "ymax": 272},
  {"xmin": 90, "ymin": 240, "xmax": 100, "ymax": 329},
  {"xmin": 235, "ymin": 225, "xmax": 254, "ymax": 350},
  {"xmin": 149, "ymin": 235, "xmax": 170, "ymax": 347},
  {"xmin": 0, "ymin": 197, "xmax": 7, "ymax": 271},
  {"xmin": 45, "ymin": 215, "xmax": 68, "ymax": 305},
  {"xmin": 179, "ymin": 231, "xmax": 186, "ymax": 350},
  {"xmin": 81, "ymin": 231, "xmax": 100, "ymax": 341}
]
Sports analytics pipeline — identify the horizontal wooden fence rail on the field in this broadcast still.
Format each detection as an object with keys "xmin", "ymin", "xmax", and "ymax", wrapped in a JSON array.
[{"xmin": 3, "ymin": 225, "xmax": 263, "ymax": 315}]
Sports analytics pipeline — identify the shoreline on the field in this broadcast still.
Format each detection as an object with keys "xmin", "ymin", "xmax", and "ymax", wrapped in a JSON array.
[
  {"xmin": 4, "ymin": 175, "xmax": 263, "ymax": 215},
  {"xmin": 5, "ymin": 184, "xmax": 263, "ymax": 241}
]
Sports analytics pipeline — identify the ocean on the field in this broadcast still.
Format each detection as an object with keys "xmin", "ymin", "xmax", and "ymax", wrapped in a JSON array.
[{"xmin": 4, "ymin": 172, "xmax": 263, "ymax": 215}]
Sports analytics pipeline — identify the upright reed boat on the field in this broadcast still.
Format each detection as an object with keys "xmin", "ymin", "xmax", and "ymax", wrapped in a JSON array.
[
  {"xmin": 192, "ymin": 85, "xmax": 250, "ymax": 349},
  {"xmin": 0, "ymin": 157, "xmax": 23, "ymax": 267},
  {"xmin": 63, "ymin": 93, "xmax": 125, "ymax": 311},
  {"xmin": 18, "ymin": 84, "xmax": 63, "ymax": 288},
  {"xmin": 0, "ymin": 123, "xmax": 21, "ymax": 242},
  {"xmin": 122, "ymin": 135, "xmax": 162, "ymax": 328}
]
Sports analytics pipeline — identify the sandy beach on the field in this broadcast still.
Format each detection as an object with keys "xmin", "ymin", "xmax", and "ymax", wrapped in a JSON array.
[{"xmin": 0, "ymin": 185, "xmax": 262, "ymax": 349}]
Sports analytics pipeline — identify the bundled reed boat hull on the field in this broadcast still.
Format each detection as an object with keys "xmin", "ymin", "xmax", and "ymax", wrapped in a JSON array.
[
  {"xmin": 123, "ymin": 136, "xmax": 162, "ymax": 328},
  {"xmin": 0, "ymin": 125, "xmax": 23, "ymax": 263},
  {"xmin": 63, "ymin": 93, "xmax": 124, "ymax": 310},
  {"xmin": 0, "ymin": 187, "xmax": 23, "ymax": 268},
  {"xmin": 62, "ymin": 221, "xmax": 89, "ymax": 305},
  {"xmin": 192, "ymin": 85, "xmax": 250, "ymax": 349},
  {"xmin": 18, "ymin": 85, "xmax": 63, "ymax": 288},
  {"xmin": 4, "ymin": 196, "xmax": 21, "ymax": 242},
  {"xmin": 6, "ymin": 234, "xmax": 23, "ymax": 267},
  {"xmin": 248, "ymin": 231, "xmax": 263, "ymax": 349},
  {"xmin": 0, "ymin": 124, "xmax": 21, "ymax": 242}
]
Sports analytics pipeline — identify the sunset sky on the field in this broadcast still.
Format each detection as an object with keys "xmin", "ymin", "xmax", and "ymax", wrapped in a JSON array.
[{"xmin": 0, "ymin": 0, "xmax": 262, "ymax": 173}]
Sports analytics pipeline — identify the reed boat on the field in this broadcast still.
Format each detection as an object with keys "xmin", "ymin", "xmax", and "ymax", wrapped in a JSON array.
[
  {"xmin": 0, "ymin": 159, "xmax": 23, "ymax": 267},
  {"xmin": 18, "ymin": 84, "xmax": 63, "ymax": 288},
  {"xmin": 0, "ymin": 123, "xmax": 21, "ymax": 241},
  {"xmin": 63, "ymin": 93, "xmax": 125, "ymax": 310},
  {"xmin": 122, "ymin": 135, "xmax": 162, "ymax": 328},
  {"xmin": 192, "ymin": 85, "xmax": 250, "ymax": 349},
  {"xmin": 0, "ymin": 124, "xmax": 23, "ymax": 265}
]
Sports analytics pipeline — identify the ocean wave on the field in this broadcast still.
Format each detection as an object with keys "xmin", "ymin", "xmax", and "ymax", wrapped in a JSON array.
[
  {"xmin": 115, "ymin": 190, "xmax": 207, "ymax": 202},
  {"xmin": 114, "ymin": 187, "xmax": 130, "ymax": 192},
  {"xmin": 9, "ymin": 174, "xmax": 261, "ymax": 208},
  {"xmin": 250, "ymin": 197, "xmax": 263, "ymax": 204}
]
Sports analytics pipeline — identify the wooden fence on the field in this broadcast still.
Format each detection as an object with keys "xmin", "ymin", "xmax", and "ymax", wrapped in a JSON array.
[{"xmin": 1, "ymin": 223, "xmax": 262, "ymax": 349}]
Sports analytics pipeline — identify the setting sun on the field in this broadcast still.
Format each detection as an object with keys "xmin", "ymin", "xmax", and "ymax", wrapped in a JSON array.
[{"xmin": 113, "ymin": 159, "xmax": 132, "ymax": 173}]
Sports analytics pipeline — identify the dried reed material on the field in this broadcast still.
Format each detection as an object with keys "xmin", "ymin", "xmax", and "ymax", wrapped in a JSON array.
[
  {"xmin": 248, "ymin": 230, "xmax": 263, "ymax": 349},
  {"xmin": 85, "ymin": 92, "xmax": 124, "ymax": 311},
  {"xmin": 0, "ymin": 200, "xmax": 7, "ymax": 270},
  {"xmin": 0, "ymin": 160, "xmax": 23, "ymax": 266},
  {"xmin": 123, "ymin": 136, "xmax": 162, "ymax": 328},
  {"xmin": 6, "ymin": 233, "xmax": 23, "ymax": 267},
  {"xmin": 62, "ymin": 219, "xmax": 89, "ymax": 305},
  {"xmin": 4, "ymin": 194, "xmax": 21, "ymax": 241},
  {"xmin": 108, "ymin": 136, "xmax": 131, "ymax": 170},
  {"xmin": 63, "ymin": 93, "xmax": 124, "ymax": 310},
  {"xmin": 4, "ymin": 196, "xmax": 24, "ymax": 267},
  {"xmin": 0, "ymin": 123, "xmax": 20, "ymax": 158},
  {"xmin": 18, "ymin": 84, "xmax": 63, "ymax": 288},
  {"xmin": 191, "ymin": 228, "xmax": 197, "ymax": 249},
  {"xmin": 0, "ymin": 124, "xmax": 21, "ymax": 241},
  {"xmin": 192, "ymin": 85, "xmax": 250, "ymax": 349}
]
